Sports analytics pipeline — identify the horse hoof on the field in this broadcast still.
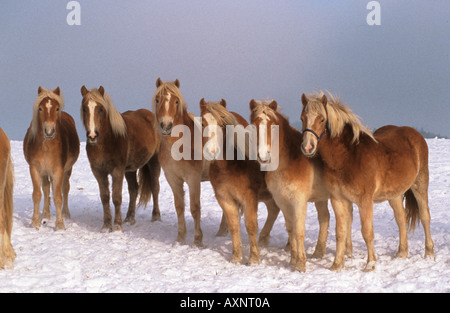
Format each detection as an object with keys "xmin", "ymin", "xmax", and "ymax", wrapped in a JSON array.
[
  {"xmin": 151, "ymin": 214, "xmax": 161, "ymax": 222},
  {"xmin": 124, "ymin": 217, "xmax": 136, "ymax": 225},
  {"xmin": 363, "ymin": 261, "xmax": 376, "ymax": 272},
  {"xmin": 54, "ymin": 222, "xmax": 66, "ymax": 231},
  {"xmin": 101, "ymin": 226, "xmax": 112, "ymax": 233},
  {"xmin": 294, "ymin": 261, "xmax": 306, "ymax": 272},
  {"xmin": 330, "ymin": 262, "xmax": 344, "ymax": 272},
  {"xmin": 113, "ymin": 225, "xmax": 123, "ymax": 232}
]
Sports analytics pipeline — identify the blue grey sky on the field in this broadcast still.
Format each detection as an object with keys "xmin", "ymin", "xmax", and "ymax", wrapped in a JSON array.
[{"xmin": 1, "ymin": 0, "xmax": 448, "ymax": 140}]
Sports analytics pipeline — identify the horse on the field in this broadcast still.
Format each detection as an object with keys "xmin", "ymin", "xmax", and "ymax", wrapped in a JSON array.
[
  {"xmin": 0, "ymin": 128, "xmax": 15, "ymax": 269},
  {"xmin": 249, "ymin": 99, "xmax": 345, "ymax": 272},
  {"xmin": 24, "ymin": 87, "xmax": 80, "ymax": 231},
  {"xmin": 152, "ymin": 78, "xmax": 228, "ymax": 246},
  {"xmin": 80, "ymin": 86, "xmax": 161, "ymax": 232},
  {"xmin": 300, "ymin": 91, "xmax": 435, "ymax": 271},
  {"xmin": 200, "ymin": 98, "xmax": 282, "ymax": 264}
]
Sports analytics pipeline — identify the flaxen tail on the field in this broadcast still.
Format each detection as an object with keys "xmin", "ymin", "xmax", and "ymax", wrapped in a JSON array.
[
  {"xmin": 138, "ymin": 162, "xmax": 153, "ymax": 208},
  {"xmin": 404, "ymin": 189, "xmax": 420, "ymax": 232},
  {"xmin": 138, "ymin": 153, "xmax": 161, "ymax": 208}
]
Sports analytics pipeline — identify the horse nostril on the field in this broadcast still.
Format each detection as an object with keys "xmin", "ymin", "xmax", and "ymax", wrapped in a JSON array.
[{"xmin": 167, "ymin": 122, "xmax": 173, "ymax": 130}]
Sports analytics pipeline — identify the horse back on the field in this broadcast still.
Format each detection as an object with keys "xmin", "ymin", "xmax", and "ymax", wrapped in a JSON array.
[
  {"xmin": 59, "ymin": 112, "xmax": 80, "ymax": 167},
  {"xmin": 121, "ymin": 109, "xmax": 159, "ymax": 168}
]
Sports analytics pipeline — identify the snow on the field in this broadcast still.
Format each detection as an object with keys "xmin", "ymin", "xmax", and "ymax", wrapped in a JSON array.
[{"xmin": 0, "ymin": 139, "xmax": 448, "ymax": 293}]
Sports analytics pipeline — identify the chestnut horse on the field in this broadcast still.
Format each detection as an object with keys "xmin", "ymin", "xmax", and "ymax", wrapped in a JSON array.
[
  {"xmin": 300, "ymin": 91, "xmax": 435, "ymax": 271},
  {"xmin": 0, "ymin": 128, "xmax": 15, "ymax": 269},
  {"xmin": 24, "ymin": 87, "xmax": 80, "ymax": 230},
  {"xmin": 152, "ymin": 78, "xmax": 228, "ymax": 246},
  {"xmin": 81, "ymin": 86, "xmax": 161, "ymax": 232},
  {"xmin": 250, "ymin": 99, "xmax": 345, "ymax": 272},
  {"xmin": 200, "ymin": 98, "xmax": 281, "ymax": 264}
]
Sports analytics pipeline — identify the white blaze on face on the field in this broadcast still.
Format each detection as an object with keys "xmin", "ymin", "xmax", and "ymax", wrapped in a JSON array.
[
  {"xmin": 258, "ymin": 114, "xmax": 271, "ymax": 161},
  {"xmin": 87, "ymin": 100, "xmax": 97, "ymax": 138},
  {"xmin": 302, "ymin": 112, "xmax": 319, "ymax": 154},
  {"xmin": 203, "ymin": 113, "xmax": 220, "ymax": 158},
  {"xmin": 46, "ymin": 100, "xmax": 52, "ymax": 114},
  {"xmin": 160, "ymin": 92, "xmax": 174, "ymax": 127}
]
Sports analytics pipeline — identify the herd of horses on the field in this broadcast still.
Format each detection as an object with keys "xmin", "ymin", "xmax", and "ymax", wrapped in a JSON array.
[{"xmin": 0, "ymin": 78, "xmax": 435, "ymax": 273}]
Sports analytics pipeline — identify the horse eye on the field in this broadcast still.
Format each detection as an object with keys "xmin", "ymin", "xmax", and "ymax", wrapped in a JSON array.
[
  {"xmin": 56, "ymin": 108, "xmax": 60, "ymax": 112},
  {"xmin": 175, "ymin": 100, "xmax": 179, "ymax": 105},
  {"xmin": 39, "ymin": 107, "xmax": 43, "ymax": 112},
  {"xmin": 321, "ymin": 118, "xmax": 325, "ymax": 123},
  {"xmin": 155, "ymin": 99, "xmax": 159, "ymax": 104}
]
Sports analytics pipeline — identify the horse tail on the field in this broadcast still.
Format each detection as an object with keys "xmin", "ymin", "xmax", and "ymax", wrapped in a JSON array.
[
  {"xmin": 3, "ymin": 156, "xmax": 14, "ymax": 237},
  {"xmin": 138, "ymin": 163, "xmax": 152, "ymax": 208},
  {"xmin": 138, "ymin": 153, "xmax": 160, "ymax": 208},
  {"xmin": 404, "ymin": 189, "xmax": 419, "ymax": 232}
]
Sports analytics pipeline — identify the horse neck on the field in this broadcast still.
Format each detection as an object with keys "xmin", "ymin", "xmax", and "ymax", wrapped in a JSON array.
[
  {"xmin": 277, "ymin": 116, "xmax": 303, "ymax": 164},
  {"xmin": 317, "ymin": 124, "xmax": 354, "ymax": 170}
]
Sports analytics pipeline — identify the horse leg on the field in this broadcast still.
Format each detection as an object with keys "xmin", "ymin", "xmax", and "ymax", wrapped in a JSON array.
[
  {"xmin": 410, "ymin": 182, "xmax": 435, "ymax": 258},
  {"xmin": 293, "ymin": 199, "xmax": 307, "ymax": 272},
  {"xmin": 311, "ymin": 200, "xmax": 330, "ymax": 258},
  {"xmin": 389, "ymin": 196, "xmax": 408, "ymax": 258},
  {"xmin": 92, "ymin": 170, "xmax": 112, "ymax": 232},
  {"xmin": 166, "ymin": 174, "xmax": 186, "ymax": 243},
  {"xmin": 111, "ymin": 169, "xmax": 125, "ymax": 231},
  {"xmin": 52, "ymin": 169, "xmax": 65, "ymax": 231},
  {"xmin": 216, "ymin": 194, "xmax": 242, "ymax": 263},
  {"xmin": 148, "ymin": 156, "xmax": 161, "ymax": 222},
  {"xmin": 62, "ymin": 168, "xmax": 72, "ymax": 219},
  {"xmin": 345, "ymin": 203, "xmax": 353, "ymax": 257},
  {"xmin": 187, "ymin": 177, "xmax": 203, "ymax": 246},
  {"xmin": 41, "ymin": 175, "xmax": 51, "ymax": 223},
  {"xmin": 329, "ymin": 198, "xmax": 351, "ymax": 271},
  {"xmin": 359, "ymin": 198, "xmax": 376, "ymax": 272},
  {"xmin": 244, "ymin": 196, "xmax": 260, "ymax": 264},
  {"xmin": 124, "ymin": 171, "xmax": 138, "ymax": 225},
  {"xmin": 29, "ymin": 166, "xmax": 42, "ymax": 229},
  {"xmin": 258, "ymin": 198, "xmax": 280, "ymax": 247}
]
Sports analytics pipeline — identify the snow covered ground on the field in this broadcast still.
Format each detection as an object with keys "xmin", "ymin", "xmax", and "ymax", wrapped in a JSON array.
[{"xmin": 0, "ymin": 139, "xmax": 448, "ymax": 293}]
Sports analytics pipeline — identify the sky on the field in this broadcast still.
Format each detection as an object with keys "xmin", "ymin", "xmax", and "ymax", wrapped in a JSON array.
[{"xmin": 0, "ymin": 0, "xmax": 448, "ymax": 140}]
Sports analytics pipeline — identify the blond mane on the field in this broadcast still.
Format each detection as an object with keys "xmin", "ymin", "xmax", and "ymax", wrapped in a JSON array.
[
  {"xmin": 29, "ymin": 87, "xmax": 65, "ymax": 140},
  {"xmin": 203, "ymin": 101, "xmax": 239, "ymax": 127},
  {"xmin": 250, "ymin": 100, "xmax": 280, "ymax": 122},
  {"xmin": 82, "ymin": 88, "xmax": 127, "ymax": 138},
  {"xmin": 152, "ymin": 80, "xmax": 186, "ymax": 116},
  {"xmin": 305, "ymin": 91, "xmax": 376, "ymax": 143}
]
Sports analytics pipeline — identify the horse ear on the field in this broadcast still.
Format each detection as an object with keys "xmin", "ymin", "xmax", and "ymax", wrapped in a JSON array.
[
  {"xmin": 301, "ymin": 93, "xmax": 308, "ymax": 107},
  {"xmin": 174, "ymin": 79, "xmax": 180, "ymax": 88},
  {"xmin": 321, "ymin": 94, "xmax": 328, "ymax": 106},
  {"xmin": 200, "ymin": 98, "xmax": 207, "ymax": 110},
  {"xmin": 81, "ymin": 85, "xmax": 88, "ymax": 97},
  {"xmin": 269, "ymin": 100, "xmax": 278, "ymax": 111},
  {"xmin": 249, "ymin": 99, "xmax": 257, "ymax": 111},
  {"xmin": 53, "ymin": 87, "xmax": 61, "ymax": 96},
  {"xmin": 38, "ymin": 86, "xmax": 43, "ymax": 95},
  {"xmin": 99, "ymin": 86, "xmax": 105, "ymax": 97},
  {"xmin": 220, "ymin": 99, "xmax": 227, "ymax": 108},
  {"xmin": 156, "ymin": 78, "xmax": 162, "ymax": 88}
]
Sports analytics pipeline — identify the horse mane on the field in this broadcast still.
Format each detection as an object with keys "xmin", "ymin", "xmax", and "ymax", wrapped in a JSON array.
[
  {"xmin": 152, "ymin": 81, "xmax": 186, "ymax": 116},
  {"xmin": 82, "ymin": 88, "xmax": 127, "ymax": 138},
  {"xmin": 250, "ymin": 100, "xmax": 280, "ymax": 122},
  {"xmin": 306, "ymin": 91, "xmax": 376, "ymax": 143},
  {"xmin": 203, "ymin": 101, "xmax": 239, "ymax": 127},
  {"xmin": 29, "ymin": 87, "xmax": 65, "ymax": 141}
]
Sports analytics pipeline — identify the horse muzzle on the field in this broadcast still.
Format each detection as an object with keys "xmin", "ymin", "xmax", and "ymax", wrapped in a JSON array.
[
  {"xmin": 160, "ymin": 121, "xmax": 173, "ymax": 136},
  {"xmin": 86, "ymin": 131, "xmax": 99, "ymax": 144},
  {"xmin": 43, "ymin": 124, "xmax": 56, "ymax": 140}
]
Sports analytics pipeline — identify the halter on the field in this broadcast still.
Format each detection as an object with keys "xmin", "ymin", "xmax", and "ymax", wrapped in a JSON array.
[{"xmin": 303, "ymin": 122, "xmax": 330, "ymax": 143}]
